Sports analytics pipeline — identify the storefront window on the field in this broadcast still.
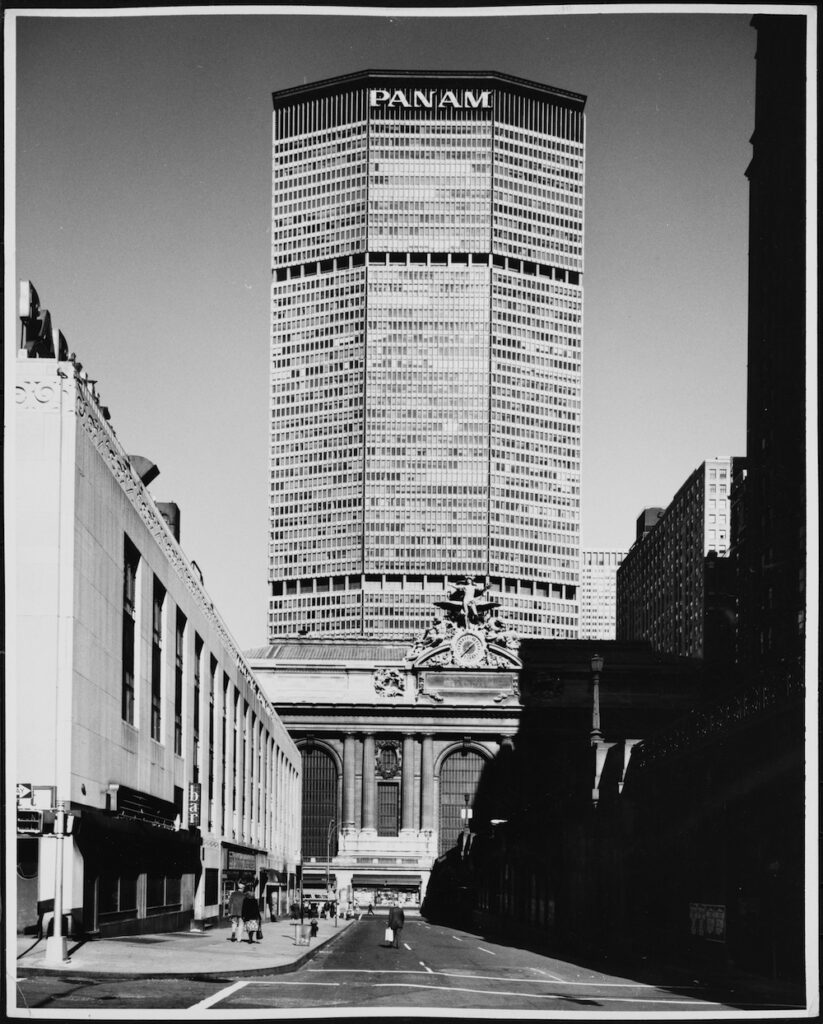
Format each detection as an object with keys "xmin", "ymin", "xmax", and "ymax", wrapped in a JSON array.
[
  {"xmin": 147, "ymin": 871, "xmax": 182, "ymax": 914},
  {"xmin": 98, "ymin": 871, "xmax": 137, "ymax": 918}
]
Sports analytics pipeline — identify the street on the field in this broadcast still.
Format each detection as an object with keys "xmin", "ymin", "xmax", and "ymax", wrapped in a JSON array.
[{"xmin": 15, "ymin": 917, "xmax": 803, "ymax": 1014}]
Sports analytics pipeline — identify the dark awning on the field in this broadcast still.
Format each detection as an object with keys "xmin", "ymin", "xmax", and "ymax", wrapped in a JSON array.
[
  {"xmin": 351, "ymin": 874, "xmax": 422, "ymax": 887},
  {"xmin": 74, "ymin": 807, "xmax": 200, "ymax": 872}
]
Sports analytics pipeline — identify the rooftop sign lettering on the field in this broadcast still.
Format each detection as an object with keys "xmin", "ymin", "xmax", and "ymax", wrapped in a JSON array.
[{"xmin": 369, "ymin": 88, "xmax": 492, "ymax": 111}]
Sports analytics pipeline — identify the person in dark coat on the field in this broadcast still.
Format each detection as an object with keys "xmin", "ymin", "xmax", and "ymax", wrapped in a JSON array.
[
  {"xmin": 387, "ymin": 902, "xmax": 405, "ymax": 948},
  {"xmin": 227, "ymin": 885, "xmax": 245, "ymax": 942},
  {"xmin": 241, "ymin": 890, "xmax": 261, "ymax": 943}
]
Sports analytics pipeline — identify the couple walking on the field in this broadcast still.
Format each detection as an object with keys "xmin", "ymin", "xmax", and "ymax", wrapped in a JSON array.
[{"xmin": 228, "ymin": 884, "xmax": 263, "ymax": 944}]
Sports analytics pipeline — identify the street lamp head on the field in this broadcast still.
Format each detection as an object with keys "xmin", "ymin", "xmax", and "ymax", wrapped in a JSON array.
[{"xmin": 591, "ymin": 653, "xmax": 604, "ymax": 674}]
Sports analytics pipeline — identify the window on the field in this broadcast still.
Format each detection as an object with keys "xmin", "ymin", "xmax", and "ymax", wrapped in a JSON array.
[
  {"xmin": 98, "ymin": 870, "xmax": 138, "ymax": 920},
  {"xmin": 301, "ymin": 746, "xmax": 337, "ymax": 857},
  {"xmin": 151, "ymin": 578, "xmax": 166, "ymax": 741},
  {"xmin": 146, "ymin": 871, "xmax": 182, "ymax": 914},
  {"xmin": 193, "ymin": 634, "xmax": 203, "ymax": 779},
  {"xmin": 208, "ymin": 655, "xmax": 217, "ymax": 831},
  {"xmin": 174, "ymin": 610, "xmax": 186, "ymax": 755},
  {"xmin": 205, "ymin": 867, "xmax": 219, "ymax": 906},
  {"xmin": 377, "ymin": 782, "xmax": 400, "ymax": 836},
  {"xmin": 121, "ymin": 537, "xmax": 140, "ymax": 724}
]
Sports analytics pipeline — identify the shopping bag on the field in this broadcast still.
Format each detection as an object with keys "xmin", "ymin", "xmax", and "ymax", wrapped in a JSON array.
[
  {"xmin": 256, "ymin": 927, "xmax": 263, "ymax": 940},
  {"xmin": 384, "ymin": 927, "xmax": 394, "ymax": 944}
]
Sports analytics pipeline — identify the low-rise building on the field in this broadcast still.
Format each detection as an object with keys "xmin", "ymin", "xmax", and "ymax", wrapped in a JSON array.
[{"xmin": 13, "ymin": 283, "xmax": 301, "ymax": 939}]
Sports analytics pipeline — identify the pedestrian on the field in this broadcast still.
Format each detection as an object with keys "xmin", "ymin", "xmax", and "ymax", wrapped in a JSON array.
[
  {"xmin": 241, "ymin": 888, "xmax": 262, "ymax": 944},
  {"xmin": 366, "ymin": 903, "xmax": 375, "ymax": 917},
  {"xmin": 227, "ymin": 884, "xmax": 245, "ymax": 942},
  {"xmin": 387, "ymin": 901, "xmax": 405, "ymax": 949},
  {"xmin": 309, "ymin": 917, "xmax": 319, "ymax": 940}
]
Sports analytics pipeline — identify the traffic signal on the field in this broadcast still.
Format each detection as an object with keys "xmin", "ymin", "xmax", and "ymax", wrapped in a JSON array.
[{"xmin": 17, "ymin": 809, "xmax": 43, "ymax": 835}]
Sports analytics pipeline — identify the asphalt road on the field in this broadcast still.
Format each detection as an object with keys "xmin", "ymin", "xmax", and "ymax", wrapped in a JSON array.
[{"xmin": 15, "ymin": 917, "xmax": 804, "ymax": 1014}]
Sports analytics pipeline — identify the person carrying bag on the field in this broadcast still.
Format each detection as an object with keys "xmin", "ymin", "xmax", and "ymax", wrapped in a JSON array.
[{"xmin": 241, "ymin": 890, "xmax": 262, "ymax": 944}]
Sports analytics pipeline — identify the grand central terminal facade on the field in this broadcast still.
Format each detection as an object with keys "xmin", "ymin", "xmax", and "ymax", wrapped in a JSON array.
[{"xmin": 248, "ymin": 582, "xmax": 524, "ymax": 910}]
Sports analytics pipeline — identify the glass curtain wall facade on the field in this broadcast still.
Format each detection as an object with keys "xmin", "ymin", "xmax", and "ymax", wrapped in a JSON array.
[{"xmin": 270, "ymin": 71, "xmax": 586, "ymax": 639}]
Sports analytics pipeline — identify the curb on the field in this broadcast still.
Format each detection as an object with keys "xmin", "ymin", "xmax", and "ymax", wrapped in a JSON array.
[{"xmin": 16, "ymin": 921, "xmax": 351, "ymax": 981}]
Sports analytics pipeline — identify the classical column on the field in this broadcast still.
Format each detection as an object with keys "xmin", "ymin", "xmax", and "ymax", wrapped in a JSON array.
[
  {"xmin": 401, "ymin": 734, "xmax": 415, "ymax": 830},
  {"xmin": 421, "ymin": 734, "xmax": 435, "ymax": 831},
  {"xmin": 342, "ymin": 733, "xmax": 357, "ymax": 832},
  {"xmin": 362, "ymin": 733, "xmax": 376, "ymax": 831}
]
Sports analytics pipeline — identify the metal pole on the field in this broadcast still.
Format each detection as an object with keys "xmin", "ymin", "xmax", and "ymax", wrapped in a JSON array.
[{"xmin": 45, "ymin": 802, "xmax": 69, "ymax": 964}]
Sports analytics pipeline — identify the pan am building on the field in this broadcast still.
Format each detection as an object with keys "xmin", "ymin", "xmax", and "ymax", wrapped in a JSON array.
[{"xmin": 270, "ymin": 71, "xmax": 586, "ymax": 640}]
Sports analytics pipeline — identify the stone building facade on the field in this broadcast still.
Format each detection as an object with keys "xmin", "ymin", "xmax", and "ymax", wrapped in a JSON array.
[
  {"xmin": 13, "ymin": 284, "xmax": 301, "ymax": 938},
  {"xmin": 249, "ymin": 581, "xmax": 523, "ymax": 909}
]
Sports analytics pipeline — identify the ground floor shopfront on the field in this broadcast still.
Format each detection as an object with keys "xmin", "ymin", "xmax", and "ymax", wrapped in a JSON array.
[{"xmin": 17, "ymin": 808, "xmax": 298, "ymax": 939}]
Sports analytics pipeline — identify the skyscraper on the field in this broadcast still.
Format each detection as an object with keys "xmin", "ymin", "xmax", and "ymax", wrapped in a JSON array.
[{"xmin": 269, "ymin": 71, "xmax": 585, "ymax": 639}]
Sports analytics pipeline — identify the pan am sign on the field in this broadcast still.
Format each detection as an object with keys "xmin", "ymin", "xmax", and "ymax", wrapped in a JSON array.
[{"xmin": 370, "ymin": 89, "xmax": 492, "ymax": 111}]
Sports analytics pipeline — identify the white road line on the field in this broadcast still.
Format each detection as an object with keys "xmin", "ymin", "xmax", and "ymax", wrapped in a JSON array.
[
  {"xmin": 188, "ymin": 980, "xmax": 248, "ymax": 1010},
  {"xmin": 310, "ymin": 968, "xmax": 704, "ymax": 990},
  {"xmin": 250, "ymin": 981, "xmax": 341, "ymax": 986},
  {"xmin": 365, "ymin": 983, "xmax": 724, "ymax": 1006},
  {"xmin": 529, "ymin": 966, "xmax": 564, "ymax": 981},
  {"xmin": 477, "ymin": 946, "xmax": 496, "ymax": 955},
  {"xmin": 403, "ymin": 942, "xmax": 412, "ymax": 950},
  {"xmin": 452, "ymin": 935, "xmax": 463, "ymax": 941}
]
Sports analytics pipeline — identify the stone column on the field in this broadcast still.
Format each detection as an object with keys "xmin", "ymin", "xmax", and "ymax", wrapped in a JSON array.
[
  {"xmin": 421, "ymin": 734, "xmax": 435, "ymax": 830},
  {"xmin": 342, "ymin": 733, "xmax": 357, "ymax": 832},
  {"xmin": 401, "ymin": 734, "xmax": 415, "ymax": 830},
  {"xmin": 362, "ymin": 733, "xmax": 376, "ymax": 831}
]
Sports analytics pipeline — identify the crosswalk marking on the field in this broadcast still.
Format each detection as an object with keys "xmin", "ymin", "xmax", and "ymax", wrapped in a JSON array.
[{"xmin": 188, "ymin": 980, "xmax": 248, "ymax": 1010}]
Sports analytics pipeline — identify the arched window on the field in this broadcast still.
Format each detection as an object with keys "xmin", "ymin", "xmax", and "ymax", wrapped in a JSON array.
[
  {"xmin": 438, "ymin": 749, "xmax": 487, "ymax": 855},
  {"xmin": 301, "ymin": 747, "xmax": 337, "ymax": 858}
]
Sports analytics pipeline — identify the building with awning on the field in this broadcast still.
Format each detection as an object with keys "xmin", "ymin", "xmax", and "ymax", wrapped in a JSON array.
[{"xmin": 13, "ymin": 288, "xmax": 302, "ymax": 940}]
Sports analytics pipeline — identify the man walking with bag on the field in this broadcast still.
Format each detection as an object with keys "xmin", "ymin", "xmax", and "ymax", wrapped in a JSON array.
[{"xmin": 387, "ymin": 901, "xmax": 405, "ymax": 949}]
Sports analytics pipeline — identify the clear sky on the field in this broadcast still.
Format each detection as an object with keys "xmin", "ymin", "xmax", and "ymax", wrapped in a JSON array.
[{"xmin": 10, "ymin": 4, "xmax": 760, "ymax": 651}]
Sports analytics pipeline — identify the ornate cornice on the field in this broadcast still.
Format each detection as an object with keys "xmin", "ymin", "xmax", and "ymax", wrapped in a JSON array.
[
  {"xmin": 18, "ymin": 367, "xmax": 275, "ymax": 721},
  {"xmin": 633, "ymin": 670, "xmax": 805, "ymax": 767}
]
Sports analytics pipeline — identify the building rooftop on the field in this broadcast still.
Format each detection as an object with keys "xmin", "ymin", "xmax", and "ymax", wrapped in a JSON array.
[{"xmin": 272, "ymin": 68, "xmax": 587, "ymax": 108}]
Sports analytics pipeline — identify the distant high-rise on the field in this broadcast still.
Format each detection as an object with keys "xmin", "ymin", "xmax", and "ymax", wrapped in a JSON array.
[
  {"xmin": 616, "ymin": 458, "xmax": 741, "ymax": 659},
  {"xmin": 269, "ymin": 71, "xmax": 586, "ymax": 639},
  {"xmin": 579, "ymin": 550, "xmax": 626, "ymax": 640}
]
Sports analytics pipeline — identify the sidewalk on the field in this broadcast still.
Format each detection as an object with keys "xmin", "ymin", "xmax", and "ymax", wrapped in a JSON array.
[{"xmin": 15, "ymin": 917, "xmax": 356, "ymax": 979}]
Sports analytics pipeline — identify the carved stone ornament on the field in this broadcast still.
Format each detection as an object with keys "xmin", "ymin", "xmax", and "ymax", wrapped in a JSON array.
[
  {"xmin": 373, "ymin": 668, "xmax": 406, "ymax": 698},
  {"xmin": 407, "ymin": 616, "xmax": 522, "ymax": 671},
  {"xmin": 375, "ymin": 740, "xmax": 401, "ymax": 778}
]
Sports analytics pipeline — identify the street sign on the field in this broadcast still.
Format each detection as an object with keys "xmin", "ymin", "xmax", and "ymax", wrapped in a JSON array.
[{"xmin": 17, "ymin": 782, "xmax": 32, "ymax": 804}]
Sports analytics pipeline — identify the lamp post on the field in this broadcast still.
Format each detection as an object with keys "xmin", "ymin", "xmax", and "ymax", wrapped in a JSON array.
[
  {"xmin": 326, "ymin": 818, "xmax": 336, "ymax": 924},
  {"xmin": 590, "ymin": 653, "xmax": 604, "ymax": 745}
]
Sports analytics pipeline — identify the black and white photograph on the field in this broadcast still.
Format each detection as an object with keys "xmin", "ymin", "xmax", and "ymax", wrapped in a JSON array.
[{"xmin": 4, "ymin": 2, "xmax": 817, "ymax": 1018}]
